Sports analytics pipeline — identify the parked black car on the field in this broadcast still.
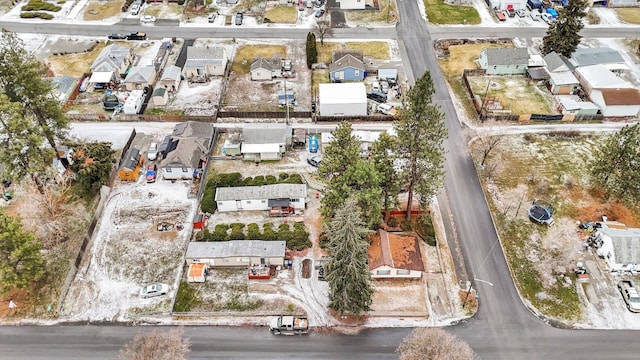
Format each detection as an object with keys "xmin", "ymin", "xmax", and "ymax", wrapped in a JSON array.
[
  {"xmin": 102, "ymin": 94, "xmax": 120, "ymax": 110},
  {"xmin": 318, "ymin": 266, "xmax": 325, "ymax": 281},
  {"xmin": 367, "ymin": 91, "xmax": 387, "ymax": 103},
  {"xmin": 126, "ymin": 32, "xmax": 147, "ymax": 40},
  {"xmin": 107, "ymin": 33, "xmax": 127, "ymax": 40}
]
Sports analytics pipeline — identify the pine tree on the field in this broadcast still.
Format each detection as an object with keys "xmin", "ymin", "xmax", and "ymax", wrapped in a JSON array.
[
  {"xmin": 371, "ymin": 132, "xmax": 401, "ymax": 222},
  {"xmin": 64, "ymin": 140, "xmax": 117, "ymax": 195},
  {"xmin": 306, "ymin": 32, "xmax": 317, "ymax": 69},
  {"xmin": 591, "ymin": 123, "xmax": 640, "ymax": 206},
  {"xmin": 325, "ymin": 198, "xmax": 373, "ymax": 317},
  {"xmin": 317, "ymin": 121, "xmax": 361, "ymax": 181},
  {"xmin": 0, "ymin": 209, "xmax": 44, "ymax": 293},
  {"xmin": 394, "ymin": 71, "xmax": 447, "ymax": 221},
  {"xmin": 541, "ymin": 0, "xmax": 588, "ymax": 57}
]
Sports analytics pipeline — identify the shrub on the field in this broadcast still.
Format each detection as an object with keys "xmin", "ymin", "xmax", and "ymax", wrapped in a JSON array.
[
  {"xmin": 279, "ymin": 173, "xmax": 289, "ymax": 181},
  {"xmin": 228, "ymin": 223, "xmax": 246, "ymax": 240},
  {"xmin": 318, "ymin": 231, "xmax": 329, "ymax": 249},
  {"xmin": 247, "ymin": 223, "xmax": 262, "ymax": 240},
  {"xmin": 289, "ymin": 223, "xmax": 311, "ymax": 250},
  {"xmin": 20, "ymin": 11, "xmax": 54, "ymax": 19},
  {"xmin": 210, "ymin": 224, "xmax": 229, "ymax": 241},
  {"xmin": 401, "ymin": 220, "xmax": 413, "ymax": 231},
  {"xmin": 285, "ymin": 174, "xmax": 303, "ymax": 184},
  {"xmin": 177, "ymin": 0, "xmax": 185, "ymax": 5},
  {"xmin": 263, "ymin": 17, "xmax": 271, "ymax": 23},
  {"xmin": 265, "ymin": 175, "xmax": 277, "ymax": 184},
  {"xmin": 252, "ymin": 175, "xmax": 265, "ymax": 186},
  {"xmin": 200, "ymin": 188, "xmax": 216, "ymax": 213},
  {"xmin": 173, "ymin": 281, "xmax": 200, "ymax": 312},
  {"xmin": 387, "ymin": 216, "xmax": 399, "ymax": 228},
  {"xmin": 218, "ymin": 172, "xmax": 243, "ymax": 187},
  {"xmin": 22, "ymin": 0, "xmax": 62, "ymax": 12},
  {"xmin": 278, "ymin": 223, "xmax": 293, "ymax": 243},
  {"xmin": 417, "ymin": 214, "xmax": 437, "ymax": 247},
  {"xmin": 262, "ymin": 223, "xmax": 278, "ymax": 241}
]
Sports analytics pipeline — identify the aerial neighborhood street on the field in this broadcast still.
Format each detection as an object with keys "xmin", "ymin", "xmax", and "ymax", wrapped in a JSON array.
[{"xmin": 0, "ymin": 0, "xmax": 639, "ymax": 358}]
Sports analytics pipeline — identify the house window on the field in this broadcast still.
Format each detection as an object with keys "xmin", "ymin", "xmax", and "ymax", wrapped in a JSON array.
[
  {"xmin": 396, "ymin": 269, "xmax": 410, "ymax": 275},
  {"xmin": 354, "ymin": 70, "xmax": 360, "ymax": 76},
  {"xmin": 261, "ymin": 200, "xmax": 266, "ymax": 203},
  {"xmin": 182, "ymin": 168, "xmax": 188, "ymax": 172},
  {"xmin": 290, "ymin": 198, "xmax": 299, "ymax": 202},
  {"xmin": 376, "ymin": 269, "xmax": 390, "ymax": 275},
  {"xmin": 515, "ymin": 65, "xmax": 519, "ymax": 69},
  {"xmin": 166, "ymin": 168, "xmax": 172, "ymax": 172},
  {"xmin": 493, "ymin": 66, "xmax": 497, "ymax": 69}
]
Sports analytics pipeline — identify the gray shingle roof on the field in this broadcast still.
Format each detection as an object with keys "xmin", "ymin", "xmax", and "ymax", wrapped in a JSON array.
[
  {"xmin": 124, "ymin": 65, "xmax": 155, "ymax": 83},
  {"xmin": 250, "ymin": 57, "xmax": 280, "ymax": 72},
  {"xmin": 332, "ymin": 50, "xmax": 363, "ymax": 63},
  {"xmin": 184, "ymin": 46, "xmax": 226, "ymax": 68},
  {"xmin": 242, "ymin": 123, "xmax": 289, "ymax": 144},
  {"xmin": 215, "ymin": 184, "xmax": 307, "ymax": 201},
  {"xmin": 161, "ymin": 65, "xmax": 182, "ymax": 81},
  {"xmin": 120, "ymin": 147, "xmax": 141, "ymax": 171},
  {"xmin": 329, "ymin": 54, "xmax": 365, "ymax": 72},
  {"xmin": 91, "ymin": 44, "xmax": 130, "ymax": 72},
  {"xmin": 483, "ymin": 48, "xmax": 529, "ymax": 66},
  {"xmin": 186, "ymin": 240, "xmax": 286, "ymax": 259},
  {"xmin": 571, "ymin": 47, "xmax": 624, "ymax": 67},
  {"xmin": 543, "ymin": 52, "xmax": 570, "ymax": 72},
  {"xmin": 161, "ymin": 122, "xmax": 214, "ymax": 169}
]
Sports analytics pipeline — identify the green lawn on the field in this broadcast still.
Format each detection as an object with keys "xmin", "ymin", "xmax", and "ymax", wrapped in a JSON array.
[{"xmin": 424, "ymin": 0, "xmax": 481, "ymax": 25}]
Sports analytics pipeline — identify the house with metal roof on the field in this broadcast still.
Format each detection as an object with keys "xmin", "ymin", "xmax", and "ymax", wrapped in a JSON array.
[
  {"xmin": 215, "ymin": 184, "xmax": 307, "ymax": 212},
  {"xmin": 186, "ymin": 240, "xmax": 286, "ymax": 268},
  {"xmin": 548, "ymin": 71, "xmax": 580, "ymax": 95},
  {"xmin": 369, "ymin": 230, "xmax": 424, "ymax": 279},
  {"xmin": 329, "ymin": 53, "xmax": 365, "ymax": 82},
  {"xmin": 158, "ymin": 65, "xmax": 182, "ymax": 92},
  {"xmin": 478, "ymin": 48, "xmax": 529, "ymax": 75},
  {"xmin": 183, "ymin": 45, "xmax": 228, "ymax": 79},
  {"xmin": 160, "ymin": 121, "xmax": 215, "ymax": 180},
  {"xmin": 123, "ymin": 65, "xmax": 157, "ymax": 91},
  {"xmin": 595, "ymin": 222, "xmax": 640, "ymax": 272},
  {"xmin": 250, "ymin": 57, "xmax": 282, "ymax": 81},
  {"xmin": 241, "ymin": 123, "xmax": 291, "ymax": 161},
  {"xmin": 568, "ymin": 47, "xmax": 628, "ymax": 73}
]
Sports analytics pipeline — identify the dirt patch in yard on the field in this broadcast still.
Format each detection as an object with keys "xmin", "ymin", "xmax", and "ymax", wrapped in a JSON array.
[
  {"xmin": 371, "ymin": 279, "xmax": 427, "ymax": 314},
  {"xmin": 46, "ymin": 40, "xmax": 103, "ymax": 77},
  {"xmin": 467, "ymin": 75, "xmax": 556, "ymax": 115}
]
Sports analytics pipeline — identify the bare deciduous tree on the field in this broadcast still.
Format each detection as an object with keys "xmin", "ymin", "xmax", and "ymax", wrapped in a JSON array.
[
  {"xmin": 396, "ymin": 328, "xmax": 478, "ymax": 360},
  {"xmin": 118, "ymin": 327, "xmax": 190, "ymax": 360},
  {"xmin": 478, "ymin": 134, "xmax": 504, "ymax": 166},
  {"xmin": 313, "ymin": 20, "xmax": 333, "ymax": 46}
]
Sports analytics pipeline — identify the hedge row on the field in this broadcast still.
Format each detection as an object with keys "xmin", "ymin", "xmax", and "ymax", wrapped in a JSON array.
[
  {"xmin": 22, "ymin": 0, "xmax": 61, "ymax": 12},
  {"xmin": 20, "ymin": 11, "xmax": 54, "ymax": 19},
  {"xmin": 195, "ymin": 222, "xmax": 311, "ymax": 251},
  {"xmin": 201, "ymin": 172, "xmax": 304, "ymax": 213}
]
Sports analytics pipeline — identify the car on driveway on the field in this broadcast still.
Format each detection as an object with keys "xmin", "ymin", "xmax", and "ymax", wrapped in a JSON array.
[
  {"xmin": 146, "ymin": 164, "xmax": 156, "ymax": 183},
  {"xmin": 307, "ymin": 155, "xmax": 321, "ymax": 167},
  {"xmin": 314, "ymin": 9, "xmax": 325, "ymax": 17},
  {"xmin": 618, "ymin": 280, "xmax": 640, "ymax": 312},
  {"xmin": 516, "ymin": 9, "xmax": 526, "ymax": 17},
  {"xmin": 530, "ymin": 12, "xmax": 541, "ymax": 21},
  {"xmin": 147, "ymin": 142, "xmax": 158, "ymax": 161},
  {"xmin": 140, "ymin": 283, "xmax": 169, "ymax": 298},
  {"xmin": 140, "ymin": 15, "xmax": 156, "ymax": 23},
  {"xmin": 107, "ymin": 33, "xmax": 127, "ymax": 40},
  {"xmin": 208, "ymin": 13, "xmax": 216, "ymax": 23},
  {"xmin": 235, "ymin": 12, "xmax": 243, "ymax": 25}
]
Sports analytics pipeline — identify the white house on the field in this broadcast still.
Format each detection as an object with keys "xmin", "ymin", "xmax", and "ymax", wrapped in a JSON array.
[
  {"xmin": 573, "ymin": 64, "xmax": 632, "ymax": 95},
  {"xmin": 318, "ymin": 83, "xmax": 367, "ymax": 116},
  {"xmin": 250, "ymin": 57, "xmax": 282, "ymax": 81},
  {"xmin": 215, "ymin": 184, "xmax": 307, "ymax": 212},
  {"xmin": 185, "ymin": 240, "xmax": 286, "ymax": 268},
  {"xmin": 160, "ymin": 122, "xmax": 214, "ymax": 180},
  {"xmin": 241, "ymin": 123, "xmax": 291, "ymax": 161},
  {"xmin": 337, "ymin": 0, "xmax": 365, "ymax": 10},
  {"xmin": 369, "ymin": 230, "xmax": 424, "ymax": 279},
  {"xmin": 123, "ymin": 65, "xmax": 157, "ymax": 91},
  {"xmin": 589, "ymin": 88, "xmax": 640, "ymax": 118},
  {"xmin": 596, "ymin": 222, "xmax": 640, "ymax": 272},
  {"xmin": 183, "ymin": 46, "xmax": 228, "ymax": 79}
]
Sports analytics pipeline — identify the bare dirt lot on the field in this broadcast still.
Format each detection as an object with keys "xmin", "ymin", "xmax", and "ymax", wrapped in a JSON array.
[
  {"xmin": 471, "ymin": 133, "xmax": 640, "ymax": 327},
  {"xmin": 467, "ymin": 75, "xmax": 556, "ymax": 115}
]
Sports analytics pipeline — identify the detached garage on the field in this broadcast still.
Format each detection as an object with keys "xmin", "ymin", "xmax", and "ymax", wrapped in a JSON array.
[{"xmin": 319, "ymin": 83, "xmax": 367, "ymax": 117}]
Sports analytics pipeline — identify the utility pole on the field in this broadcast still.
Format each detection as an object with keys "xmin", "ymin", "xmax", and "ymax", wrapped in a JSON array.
[{"xmin": 284, "ymin": 78, "xmax": 289, "ymax": 125}]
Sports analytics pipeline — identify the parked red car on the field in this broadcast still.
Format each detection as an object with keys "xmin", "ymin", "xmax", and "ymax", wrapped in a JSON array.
[{"xmin": 146, "ymin": 164, "xmax": 157, "ymax": 183}]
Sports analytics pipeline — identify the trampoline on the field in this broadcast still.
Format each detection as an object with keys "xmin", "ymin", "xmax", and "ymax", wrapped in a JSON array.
[{"xmin": 528, "ymin": 200, "xmax": 554, "ymax": 225}]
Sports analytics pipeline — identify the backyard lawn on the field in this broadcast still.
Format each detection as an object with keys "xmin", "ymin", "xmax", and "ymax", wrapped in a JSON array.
[{"xmin": 424, "ymin": 0, "xmax": 480, "ymax": 25}]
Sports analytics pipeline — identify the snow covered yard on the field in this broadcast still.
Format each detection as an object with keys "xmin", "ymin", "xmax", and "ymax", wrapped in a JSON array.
[
  {"xmin": 371, "ymin": 280, "xmax": 428, "ymax": 315},
  {"xmin": 61, "ymin": 179, "xmax": 198, "ymax": 321}
]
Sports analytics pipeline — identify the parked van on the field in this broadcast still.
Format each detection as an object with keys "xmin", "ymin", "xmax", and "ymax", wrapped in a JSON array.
[{"xmin": 377, "ymin": 103, "xmax": 396, "ymax": 116}]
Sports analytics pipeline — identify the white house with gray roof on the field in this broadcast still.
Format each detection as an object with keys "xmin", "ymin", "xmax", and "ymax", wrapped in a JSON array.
[
  {"xmin": 185, "ymin": 240, "xmax": 286, "ymax": 267},
  {"xmin": 90, "ymin": 44, "xmax": 133, "ymax": 79},
  {"xmin": 160, "ymin": 121, "xmax": 214, "ymax": 180},
  {"xmin": 215, "ymin": 184, "xmax": 307, "ymax": 212},
  {"xmin": 159, "ymin": 65, "xmax": 182, "ymax": 92},
  {"xmin": 478, "ymin": 48, "xmax": 529, "ymax": 75},
  {"xmin": 123, "ymin": 65, "xmax": 157, "ymax": 91},
  {"xmin": 595, "ymin": 222, "xmax": 640, "ymax": 272},
  {"xmin": 250, "ymin": 57, "xmax": 282, "ymax": 81},
  {"xmin": 241, "ymin": 123, "xmax": 291, "ymax": 161},
  {"xmin": 183, "ymin": 46, "xmax": 228, "ymax": 79}
]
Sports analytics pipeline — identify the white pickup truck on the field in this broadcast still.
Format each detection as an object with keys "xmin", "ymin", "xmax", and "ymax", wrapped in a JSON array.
[
  {"xmin": 269, "ymin": 316, "xmax": 309, "ymax": 335},
  {"xmin": 618, "ymin": 280, "xmax": 640, "ymax": 313}
]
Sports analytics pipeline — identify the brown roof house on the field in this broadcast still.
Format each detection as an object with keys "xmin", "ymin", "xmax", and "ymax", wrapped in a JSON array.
[{"xmin": 368, "ymin": 230, "xmax": 424, "ymax": 279}]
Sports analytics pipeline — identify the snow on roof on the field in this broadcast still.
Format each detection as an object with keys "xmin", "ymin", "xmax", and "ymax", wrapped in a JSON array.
[
  {"xmin": 319, "ymin": 83, "xmax": 366, "ymax": 104},
  {"xmin": 186, "ymin": 240, "xmax": 286, "ymax": 259},
  {"xmin": 599, "ymin": 224, "xmax": 640, "ymax": 264},
  {"xmin": 556, "ymin": 95, "xmax": 599, "ymax": 111},
  {"xmin": 575, "ymin": 65, "xmax": 632, "ymax": 89},
  {"xmin": 214, "ymin": 184, "xmax": 307, "ymax": 201},
  {"xmin": 549, "ymin": 71, "xmax": 579, "ymax": 85},
  {"xmin": 241, "ymin": 143, "xmax": 280, "ymax": 154},
  {"xmin": 89, "ymin": 71, "xmax": 113, "ymax": 83},
  {"xmin": 91, "ymin": 44, "xmax": 130, "ymax": 72},
  {"xmin": 185, "ymin": 46, "xmax": 226, "ymax": 68}
]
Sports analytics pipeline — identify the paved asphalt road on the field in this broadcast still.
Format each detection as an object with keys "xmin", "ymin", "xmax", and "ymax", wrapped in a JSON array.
[{"xmin": 2, "ymin": 7, "xmax": 640, "ymax": 360}]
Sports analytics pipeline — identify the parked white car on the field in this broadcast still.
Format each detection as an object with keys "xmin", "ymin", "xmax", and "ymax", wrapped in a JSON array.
[
  {"xmin": 140, "ymin": 15, "xmax": 156, "ymax": 24},
  {"xmin": 140, "ymin": 283, "xmax": 169, "ymax": 298},
  {"xmin": 530, "ymin": 12, "xmax": 541, "ymax": 21},
  {"xmin": 147, "ymin": 142, "xmax": 158, "ymax": 161},
  {"xmin": 130, "ymin": 4, "xmax": 140, "ymax": 15}
]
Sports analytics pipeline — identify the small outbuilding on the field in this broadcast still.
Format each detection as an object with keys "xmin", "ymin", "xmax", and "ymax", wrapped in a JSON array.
[
  {"xmin": 118, "ymin": 147, "xmax": 142, "ymax": 181},
  {"xmin": 215, "ymin": 184, "xmax": 307, "ymax": 212},
  {"xmin": 192, "ymin": 214, "xmax": 208, "ymax": 229},
  {"xmin": 187, "ymin": 263, "xmax": 207, "ymax": 283},
  {"xmin": 159, "ymin": 65, "xmax": 182, "ymax": 92},
  {"xmin": 595, "ymin": 222, "xmax": 640, "ymax": 272},
  {"xmin": 555, "ymin": 95, "xmax": 599, "ymax": 115},
  {"xmin": 151, "ymin": 87, "xmax": 168, "ymax": 106},
  {"xmin": 318, "ymin": 83, "xmax": 367, "ymax": 116},
  {"xmin": 250, "ymin": 57, "xmax": 282, "ymax": 80},
  {"xmin": 548, "ymin": 71, "xmax": 580, "ymax": 95}
]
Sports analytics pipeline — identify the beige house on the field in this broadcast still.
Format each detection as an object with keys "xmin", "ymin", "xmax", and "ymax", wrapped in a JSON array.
[
  {"xmin": 185, "ymin": 240, "xmax": 286, "ymax": 268},
  {"xmin": 123, "ymin": 65, "xmax": 157, "ymax": 91},
  {"xmin": 183, "ymin": 46, "xmax": 228, "ymax": 80},
  {"xmin": 159, "ymin": 65, "xmax": 182, "ymax": 92},
  {"xmin": 369, "ymin": 230, "xmax": 424, "ymax": 279},
  {"xmin": 250, "ymin": 57, "xmax": 282, "ymax": 81}
]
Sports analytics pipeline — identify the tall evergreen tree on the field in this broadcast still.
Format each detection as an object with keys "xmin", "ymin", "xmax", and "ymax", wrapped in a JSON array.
[
  {"xmin": 591, "ymin": 123, "xmax": 640, "ymax": 206},
  {"xmin": 63, "ymin": 140, "xmax": 117, "ymax": 195},
  {"xmin": 394, "ymin": 71, "xmax": 447, "ymax": 221},
  {"xmin": 317, "ymin": 121, "xmax": 361, "ymax": 181},
  {"xmin": 305, "ymin": 32, "xmax": 317, "ymax": 69},
  {"xmin": 0, "ymin": 209, "xmax": 44, "ymax": 293},
  {"xmin": 0, "ymin": 30, "xmax": 69, "ymax": 149},
  {"xmin": 541, "ymin": 0, "xmax": 588, "ymax": 57},
  {"xmin": 325, "ymin": 198, "xmax": 373, "ymax": 317},
  {"xmin": 371, "ymin": 132, "xmax": 401, "ymax": 222},
  {"xmin": 321, "ymin": 160, "xmax": 382, "ymax": 228}
]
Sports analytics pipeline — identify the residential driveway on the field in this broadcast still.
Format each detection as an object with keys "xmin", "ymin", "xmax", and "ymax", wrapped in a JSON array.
[{"xmin": 328, "ymin": 0, "xmax": 347, "ymax": 28}]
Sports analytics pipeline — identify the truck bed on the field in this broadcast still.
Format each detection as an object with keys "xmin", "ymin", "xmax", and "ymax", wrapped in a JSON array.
[{"xmin": 294, "ymin": 318, "xmax": 308, "ymax": 329}]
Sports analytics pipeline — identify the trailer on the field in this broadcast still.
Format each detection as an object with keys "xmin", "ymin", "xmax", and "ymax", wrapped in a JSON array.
[
  {"xmin": 123, "ymin": 89, "xmax": 145, "ymax": 115},
  {"xmin": 269, "ymin": 316, "xmax": 309, "ymax": 335}
]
